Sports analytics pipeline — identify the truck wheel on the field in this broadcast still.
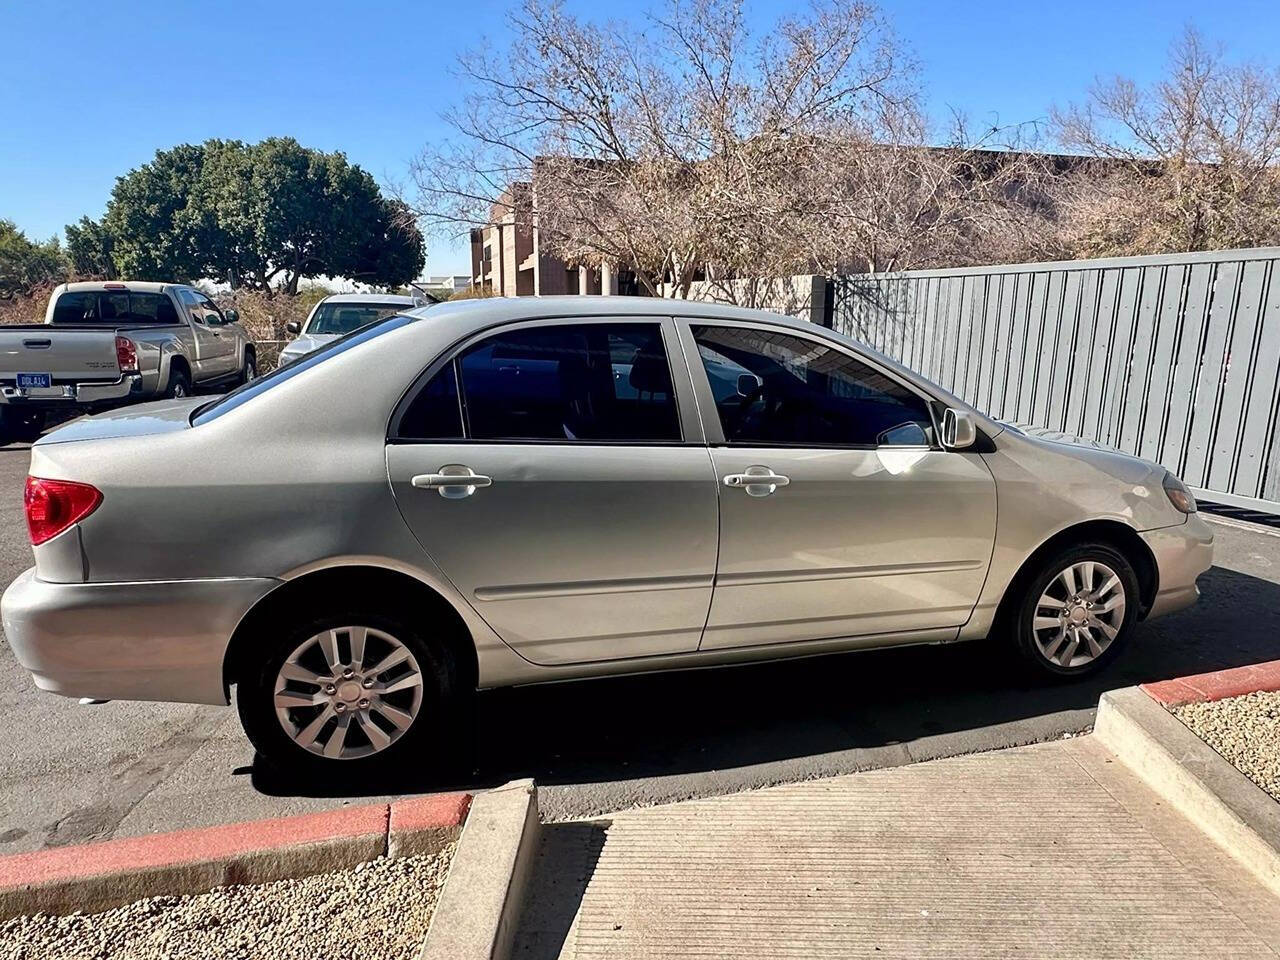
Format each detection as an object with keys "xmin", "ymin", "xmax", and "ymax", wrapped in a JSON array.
[
  {"xmin": 239, "ymin": 353, "xmax": 257, "ymax": 386},
  {"xmin": 165, "ymin": 369, "xmax": 191, "ymax": 399},
  {"xmin": 0, "ymin": 408, "xmax": 44, "ymax": 444}
]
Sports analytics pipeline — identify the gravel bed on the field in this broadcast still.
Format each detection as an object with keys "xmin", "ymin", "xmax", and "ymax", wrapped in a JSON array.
[
  {"xmin": 1173, "ymin": 690, "xmax": 1280, "ymax": 803},
  {"xmin": 0, "ymin": 844, "xmax": 454, "ymax": 960}
]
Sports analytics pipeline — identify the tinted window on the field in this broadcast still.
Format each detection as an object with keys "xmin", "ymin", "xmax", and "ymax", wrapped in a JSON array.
[
  {"xmin": 457, "ymin": 324, "xmax": 680, "ymax": 442},
  {"xmin": 692, "ymin": 326, "xmax": 934, "ymax": 447},
  {"xmin": 397, "ymin": 362, "xmax": 464, "ymax": 440},
  {"xmin": 50, "ymin": 291, "xmax": 179, "ymax": 324}
]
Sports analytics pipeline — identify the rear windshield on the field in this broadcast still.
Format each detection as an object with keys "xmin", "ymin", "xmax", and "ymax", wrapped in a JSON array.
[
  {"xmin": 306, "ymin": 302, "xmax": 408, "ymax": 336},
  {"xmin": 192, "ymin": 312, "xmax": 414, "ymax": 425},
  {"xmin": 51, "ymin": 291, "xmax": 180, "ymax": 324}
]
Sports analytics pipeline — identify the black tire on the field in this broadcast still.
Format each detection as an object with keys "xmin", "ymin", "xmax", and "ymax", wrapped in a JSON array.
[
  {"xmin": 1, "ymin": 408, "xmax": 44, "ymax": 444},
  {"xmin": 1008, "ymin": 541, "xmax": 1140, "ymax": 679},
  {"xmin": 165, "ymin": 367, "xmax": 192, "ymax": 399},
  {"xmin": 238, "ymin": 351, "xmax": 257, "ymax": 387},
  {"xmin": 236, "ymin": 605, "xmax": 458, "ymax": 776}
]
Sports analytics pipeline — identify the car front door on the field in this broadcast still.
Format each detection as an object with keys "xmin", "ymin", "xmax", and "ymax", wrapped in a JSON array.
[
  {"xmin": 178, "ymin": 290, "xmax": 222, "ymax": 380},
  {"xmin": 683, "ymin": 321, "xmax": 997, "ymax": 651},
  {"xmin": 386, "ymin": 318, "xmax": 719, "ymax": 666},
  {"xmin": 193, "ymin": 293, "xmax": 238, "ymax": 377}
]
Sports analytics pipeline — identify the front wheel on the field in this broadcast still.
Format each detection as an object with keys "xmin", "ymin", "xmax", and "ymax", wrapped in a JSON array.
[
  {"xmin": 238, "ymin": 352, "xmax": 257, "ymax": 387},
  {"xmin": 236, "ymin": 608, "xmax": 457, "ymax": 774},
  {"xmin": 1009, "ymin": 542, "xmax": 1140, "ymax": 679}
]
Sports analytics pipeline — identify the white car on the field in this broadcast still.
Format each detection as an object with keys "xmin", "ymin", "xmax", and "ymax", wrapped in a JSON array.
[{"xmin": 278, "ymin": 293, "xmax": 429, "ymax": 366}]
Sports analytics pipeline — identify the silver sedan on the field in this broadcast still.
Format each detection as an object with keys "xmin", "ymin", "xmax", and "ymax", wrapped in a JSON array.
[{"xmin": 2, "ymin": 298, "xmax": 1213, "ymax": 772}]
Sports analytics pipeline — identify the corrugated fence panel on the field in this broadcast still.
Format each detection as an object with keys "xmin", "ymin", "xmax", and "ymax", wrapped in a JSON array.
[{"xmin": 832, "ymin": 246, "xmax": 1280, "ymax": 512}]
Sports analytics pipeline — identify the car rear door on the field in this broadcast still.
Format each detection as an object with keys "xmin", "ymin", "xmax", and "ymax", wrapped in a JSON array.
[
  {"xmin": 386, "ymin": 317, "xmax": 719, "ymax": 666},
  {"xmin": 682, "ymin": 320, "xmax": 997, "ymax": 650}
]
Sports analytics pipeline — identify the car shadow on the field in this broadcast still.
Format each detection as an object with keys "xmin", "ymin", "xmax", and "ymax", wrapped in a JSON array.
[{"xmin": 250, "ymin": 563, "xmax": 1280, "ymax": 800}]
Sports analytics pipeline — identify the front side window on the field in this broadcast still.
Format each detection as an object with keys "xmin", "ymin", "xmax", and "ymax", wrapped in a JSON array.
[
  {"xmin": 692, "ymin": 325, "xmax": 934, "ymax": 447},
  {"xmin": 453, "ymin": 323, "xmax": 680, "ymax": 442}
]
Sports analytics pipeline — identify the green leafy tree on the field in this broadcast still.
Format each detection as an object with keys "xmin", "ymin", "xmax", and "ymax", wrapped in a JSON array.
[
  {"xmin": 0, "ymin": 220, "xmax": 66, "ymax": 299},
  {"xmin": 103, "ymin": 143, "xmax": 206, "ymax": 281},
  {"xmin": 64, "ymin": 216, "xmax": 117, "ymax": 278},
  {"xmin": 94, "ymin": 139, "xmax": 424, "ymax": 292}
]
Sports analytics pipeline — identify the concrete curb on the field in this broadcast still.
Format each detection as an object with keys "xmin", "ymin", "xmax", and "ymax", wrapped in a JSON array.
[
  {"xmin": 1095, "ymin": 686, "xmax": 1280, "ymax": 895},
  {"xmin": 420, "ymin": 778, "xmax": 540, "ymax": 960},
  {"xmin": 0, "ymin": 792, "xmax": 471, "ymax": 919},
  {"xmin": 1142, "ymin": 657, "xmax": 1280, "ymax": 707}
]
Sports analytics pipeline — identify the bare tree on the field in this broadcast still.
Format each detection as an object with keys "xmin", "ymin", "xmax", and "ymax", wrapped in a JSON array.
[
  {"xmin": 412, "ymin": 0, "xmax": 1048, "ymax": 294},
  {"xmin": 1051, "ymin": 28, "xmax": 1280, "ymax": 257}
]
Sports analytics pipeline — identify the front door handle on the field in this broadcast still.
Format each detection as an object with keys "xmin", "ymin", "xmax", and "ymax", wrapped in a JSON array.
[
  {"xmin": 723, "ymin": 465, "xmax": 790, "ymax": 497},
  {"xmin": 411, "ymin": 465, "xmax": 493, "ymax": 499}
]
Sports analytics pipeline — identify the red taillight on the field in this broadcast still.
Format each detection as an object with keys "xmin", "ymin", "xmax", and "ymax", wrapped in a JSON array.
[
  {"xmin": 115, "ymin": 335, "xmax": 137, "ymax": 372},
  {"xmin": 24, "ymin": 477, "xmax": 103, "ymax": 546}
]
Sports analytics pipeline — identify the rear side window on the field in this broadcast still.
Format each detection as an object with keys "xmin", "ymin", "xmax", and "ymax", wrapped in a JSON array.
[
  {"xmin": 397, "ymin": 363, "xmax": 464, "ymax": 440},
  {"xmin": 51, "ymin": 291, "xmax": 178, "ymax": 324},
  {"xmin": 458, "ymin": 323, "xmax": 680, "ymax": 442},
  {"xmin": 393, "ymin": 322, "xmax": 682, "ymax": 443}
]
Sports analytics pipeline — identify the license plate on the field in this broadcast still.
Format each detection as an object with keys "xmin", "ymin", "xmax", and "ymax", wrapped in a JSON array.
[{"xmin": 17, "ymin": 373, "xmax": 51, "ymax": 389}]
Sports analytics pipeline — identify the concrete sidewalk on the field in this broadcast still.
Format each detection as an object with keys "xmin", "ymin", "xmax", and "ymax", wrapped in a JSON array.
[{"xmin": 515, "ymin": 737, "xmax": 1280, "ymax": 959}]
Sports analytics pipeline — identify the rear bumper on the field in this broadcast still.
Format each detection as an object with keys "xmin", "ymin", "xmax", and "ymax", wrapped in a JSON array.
[
  {"xmin": 1141, "ymin": 513, "xmax": 1215, "ymax": 620},
  {"xmin": 0, "ymin": 374, "xmax": 143, "ymax": 407},
  {"xmin": 1, "ymin": 568, "xmax": 280, "ymax": 705}
]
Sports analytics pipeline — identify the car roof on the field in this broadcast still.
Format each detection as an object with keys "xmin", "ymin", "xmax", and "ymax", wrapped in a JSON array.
[
  {"xmin": 400, "ymin": 295, "xmax": 989, "ymax": 428},
  {"xmin": 58, "ymin": 281, "xmax": 184, "ymax": 294},
  {"xmin": 403, "ymin": 295, "xmax": 811, "ymax": 330},
  {"xmin": 320, "ymin": 293, "xmax": 423, "ymax": 305}
]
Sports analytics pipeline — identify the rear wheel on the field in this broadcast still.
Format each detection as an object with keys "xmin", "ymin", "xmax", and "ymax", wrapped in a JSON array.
[
  {"xmin": 0, "ymin": 408, "xmax": 45, "ymax": 444},
  {"xmin": 236, "ymin": 606, "xmax": 457, "ymax": 774},
  {"xmin": 1009, "ymin": 542, "xmax": 1140, "ymax": 679},
  {"xmin": 165, "ymin": 368, "xmax": 191, "ymax": 399}
]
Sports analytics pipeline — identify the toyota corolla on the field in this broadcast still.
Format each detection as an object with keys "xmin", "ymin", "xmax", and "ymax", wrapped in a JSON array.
[{"xmin": 1, "ymin": 298, "xmax": 1213, "ymax": 772}]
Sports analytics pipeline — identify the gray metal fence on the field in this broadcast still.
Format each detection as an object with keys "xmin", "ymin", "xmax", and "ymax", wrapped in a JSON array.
[{"xmin": 832, "ymin": 247, "xmax": 1280, "ymax": 514}]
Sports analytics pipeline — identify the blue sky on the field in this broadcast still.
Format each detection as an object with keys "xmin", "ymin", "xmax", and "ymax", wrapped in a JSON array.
[{"xmin": 2, "ymin": 0, "xmax": 1278, "ymax": 275}]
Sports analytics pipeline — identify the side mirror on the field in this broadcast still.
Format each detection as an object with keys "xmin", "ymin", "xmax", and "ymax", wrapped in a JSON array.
[
  {"xmin": 286, "ymin": 321, "xmax": 301, "ymax": 335},
  {"xmin": 223, "ymin": 308, "xmax": 239, "ymax": 324},
  {"xmin": 736, "ymin": 373, "xmax": 763, "ymax": 398},
  {"xmin": 941, "ymin": 408, "xmax": 977, "ymax": 450}
]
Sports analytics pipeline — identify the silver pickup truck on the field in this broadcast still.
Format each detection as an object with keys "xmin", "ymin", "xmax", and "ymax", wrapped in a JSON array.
[{"xmin": 0, "ymin": 281, "xmax": 256, "ymax": 442}]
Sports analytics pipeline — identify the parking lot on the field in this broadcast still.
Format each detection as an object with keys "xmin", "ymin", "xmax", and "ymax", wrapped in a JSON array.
[{"xmin": 1, "ymin": 439, "xmax": 1278, "ymax": 855}]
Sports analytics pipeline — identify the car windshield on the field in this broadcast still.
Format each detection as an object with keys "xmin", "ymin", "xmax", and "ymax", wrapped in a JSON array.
[
  {"xmin": 305, "ymin": 302, "xmax": 408, "ymax": 336},
  {"xmin": 191, "ymin": 313, "xmax": 414, "ymax": 425},
  {"xmin": 50, "ymin": 290, "xmax": 180, "ymax": 324}
]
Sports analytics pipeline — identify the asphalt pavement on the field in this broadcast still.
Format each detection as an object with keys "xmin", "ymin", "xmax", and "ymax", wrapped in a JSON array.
[{"xmin": 2, "ymin": 441, "xmax": 1280, "ymax": 854}]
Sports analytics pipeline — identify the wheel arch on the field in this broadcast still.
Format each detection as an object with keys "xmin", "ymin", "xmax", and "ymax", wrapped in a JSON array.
[
  {"xmin": 222, "ymin": 565, "xmax": 478, "ymax": 700},
  {"xmin": 167, "ymin": 353, "xmax": 191, "ymax": 388},
  {"xmin": 993, "ymin": 519, "xmax": 1159, "ymax": 634}
]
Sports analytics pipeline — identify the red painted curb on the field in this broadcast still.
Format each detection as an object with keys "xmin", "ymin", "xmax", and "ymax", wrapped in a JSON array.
[
  {"xmin": 0, "ymin": 792, "xmax": 470, "ymax": 892},
  {"xmin": 1142, "ymin": 659, "xmax": 1280, "ymax": 707}
]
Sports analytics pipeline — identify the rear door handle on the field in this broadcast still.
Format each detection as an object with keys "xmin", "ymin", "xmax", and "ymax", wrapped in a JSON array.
[
  {"xmin": 723, "ymin": 466, "xmax": 790, "ymax": 497},
  {"xmin": 411, "ymin": 465, "xmax": 493, "ymax": 499}
]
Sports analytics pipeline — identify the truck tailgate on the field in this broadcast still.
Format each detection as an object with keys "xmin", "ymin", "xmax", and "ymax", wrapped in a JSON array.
[{"xmin": 0, "ymin": 328, "xmax": 121, "ymax": 384}]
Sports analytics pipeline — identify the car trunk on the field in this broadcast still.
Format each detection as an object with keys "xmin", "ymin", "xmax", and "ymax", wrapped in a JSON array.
[{"xmin": 33, "ymin": 397, "xmax": 201, "ymax": 445}]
